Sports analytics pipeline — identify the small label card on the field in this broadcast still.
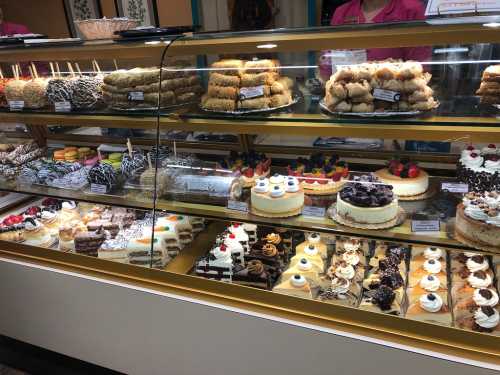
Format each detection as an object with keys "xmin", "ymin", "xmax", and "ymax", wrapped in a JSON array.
[
  {"xmin": 373, "ymin": 88, "xmax": 401, "ymax": 102},
  {"xmin": 227, "ymin": 200, "xmax": 249, "ymax": 212},
  {"xmin": 128, "ymin": 91, "xmax": 144, "ymax": 101},
  {"xmin": 54, "ymin": 101, "xmax": 71, "ymax": 112},
  {"xmin": 8, "ymin": 100, "xmax": 24, "ymax": 111},
  {"xmin": 302, "ymin": 206, "xmax": 326, "ymax": 218},
  {"xmin": 90, "ymin": 183, "xmax": 108, "ymax": 194},
  {"xmin": 411, "ymin": 219, "xmax": 441, "ymax": 232},
  {"xmin": 441, "ymin": 182, "xmax": 468, "ymax": 193},
  {"xmin": 239, "ymin": 85, "xmax": 265, "ymax": 100},
  {"xmin": 425, "ymin": 0, "xmax": 500, "ymax": 16}
]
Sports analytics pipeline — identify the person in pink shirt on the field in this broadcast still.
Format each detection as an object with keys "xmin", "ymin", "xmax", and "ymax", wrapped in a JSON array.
[
  {"xmin": 320, "ymin": 0, "xmax": 431, "ymax": 79},
  {"xmin": 0, "ymin": 7, "xmax": 30, "ymax": 36}
]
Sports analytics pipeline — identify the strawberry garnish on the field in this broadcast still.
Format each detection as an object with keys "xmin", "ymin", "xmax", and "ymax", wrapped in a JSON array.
[
  {"xmin": 471, "ymin": 152, "xmax": 478, "ymax": 158},
  {"xmin": 488, "ymin": 144, "xmax": 496, "ymax": 149},
  {"xmin": 332, "ymin": 172, "xmax": 342, "ymax": 182},
  {"xmin": 341, "ymin": 167, "xmax": 349, "ymax": 178},
  {"xmin": 466, "ymin": 145, "xmax": 474, "ymax": 151},
  {"xmin": 243, "ymin": 167, "xmax": 254, "ymax": 178},
  {"xmin": 408, "ymin": 165, "xmax": 420, "ymax": 178}
]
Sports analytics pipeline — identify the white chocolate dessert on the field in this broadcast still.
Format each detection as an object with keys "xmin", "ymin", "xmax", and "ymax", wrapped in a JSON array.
[
  {"xmin": 251, "ymin": 174, "xmax": 304, "ymax": 216},
  {"xmin": 336, "ymin": 177, "xmax": 398, "ymax": 225}
]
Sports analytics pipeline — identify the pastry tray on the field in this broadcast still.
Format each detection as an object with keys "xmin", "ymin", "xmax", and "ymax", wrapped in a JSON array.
[
  {"xmin": 28, "ymin": 181, "xmax": 89, "ymax": 191},
  {"xmin": 110, "ymin": 101, "xmax": 198, "ymax": 112},
  {"xmin": 200, "ymin": 95, "xmax": 301, "ymax": 115},
  {"xmin": 319, "ymin": 100, "xmax": 437, "ymax": 118}
]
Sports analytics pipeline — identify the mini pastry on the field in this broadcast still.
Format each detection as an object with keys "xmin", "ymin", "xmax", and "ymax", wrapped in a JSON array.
[
  {"xmin": 273, "ymin": 274, "xmax": 313, "ymax": 299},
  {"xmin": 295, "ymin": 232, "xmax": 328, "ymax": 259},
  {"xmin": 359, "ymin": 285, "xmax": 401, "ymax": 315},
  {"xmin": 59, "ymin": 201, "xmax": 81, "ymax": 222},
  {"xmin": 232, "ymin": 260, "xmax": 272, "ymax": 289},
  {"xmin": 290, "ymin": 244, "xmax": 325, "ymax": 271},
  {"xmin": 455, "ymin": 306, "xmax": 500, "ymax": 334},
  {"xmin": 281, "ymin": 258, "xmax": 322, "ymax": 287},
  {"xmin": 74, "ymin": 226, "xmax": 106, "ymax": 257},
  {"xmin": 39, "ymin": 210, "xmax": 61, "ymax": 237},
  {"xmin": 453, "ymin": 288, "xmax": 499, "ymax": 322},
  {"xmin": 317, "ymin": 277, "xmax": 360, "ymax": 306},
  {"xmin": 406, "ymin": 292, "xmax": 452, "ymax": 326},
  {"xmin": 23, "ymin": 218, "xmax": 54, "ymax": 248}
]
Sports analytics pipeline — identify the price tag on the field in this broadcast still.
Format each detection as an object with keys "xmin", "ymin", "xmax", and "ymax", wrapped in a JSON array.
[
  {"xmin": 54, "ymin": 101, "xmax": 71, "ymax": 112},
  {"xmin": 239, "ymin": 86, "xmax": 264, "ymax": 100},
  {"xmin": 425, "ymin": 0, "xmax": 500, "ymax": 16},
  {"xmin": 302, "ymin": 206, "xmax": 326, "ymax": 218},
  {"xmin": 90, "ymin": 183, "xmax": 108, "ymax": 194},
  {"xmin": 373, "ymin": 89, "xmax": 401, "ymax": 102},
  {"xmin": 188, "ymin": 180, "xmax": 209, "ymax": 191},
  {"xmin": 128, "ymin": 91, "xmax": 144, "ymax": 101},
  {"xmin": 411, "ymin": 219, "xmax": 440, "ymax": 232},
  {"xmin": 8, "ymin": 100, "xmax": 24, "ymax": 111},
  {"xmin": 441, "ymin": 182, "xmax": 468, "ymax": 193},
  {"xmin": 227, "ymin": 200, "xmax": 248, "ymax": 212}
]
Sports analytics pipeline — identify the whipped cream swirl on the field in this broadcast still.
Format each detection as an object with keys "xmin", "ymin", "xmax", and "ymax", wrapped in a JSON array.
[
  {"xmin": 335, "ymin": 263, "xmax": 355, "ymax": 280},
  {"xmin": 307, "ymin": 233, "xmax": 320, "ymax": 244},
  {"xmin": 342, "ymin": 251, "xmax": 360, "ymax": 266},
  {"xmin": 297, "ymin": 258, "xmax": 312, "ymax": 271},
  {"xmin": 424, "ymin": 247, "xmax": 442, "ymax": 260},
  {"xmin": 254, "ymin": 181, "xmax": 269, "ymax": 193},
  {"xmin": 420, "ymin": 275, "xmax": 440, "ymax": 291},
  {"xmin": 474, "ymin": 307, "xmax": 500, "ymax": 329},
  {"xmin": 304, "ymin": 245, "xmax": 318, "ymax": 257},
  {"xmin": 343, "ymin": 239, "xmax": 360, "ymax": 252},
  {"xmin": 291, "ymin": 274, "xmax": 307, "ymax": 288},
  {"xmin": 468, "ymin": 271, "xmax": 492, "ymax": 288},
  {"xmin": 331, "ymin": 277, "xmax": 350, "ymax": 295},
  {"xmin": 473, "ymin": 289, "xmax": 499, "ymax": 307},
  {"xmin": 464, "ymin": 204, "xmax": 489, "ymax": 221},
  {"xmin": 270, "ymin": 185, "xmax": 285, "ymax": 197},
  {"xmin": 466, "ymin": 256, "xmax": 489, "ymax": 272},
  {"xmin": 269, "ymin": 174, "xmax": 284, "ymax": 184},
  {"xmin": 423, "ymin": 259, "xmax": 442, "ymax": 274},
  {"xmin": 460, "ymin": 153, "xmax": 483, "ymax": 168},
  {"xmin": 419, "ymin": 293, "xmax": 443, "ymax": 313}
]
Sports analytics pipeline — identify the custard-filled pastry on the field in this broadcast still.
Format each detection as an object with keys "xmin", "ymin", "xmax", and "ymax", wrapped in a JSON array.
[
  {"xmin": 325, "ymin": 92, "xmax": 341, "ymax": 109},
  {"xmin": 381, "ymin": 79, "xmax": 403, "ymax": 92},
  {"xmin": 201, "ymin": 96, "xmax": 236, "ymax": 111},
  {"xmin": 207, "ymin": 84, "xmax": 239, "ymax": 99},
  {"xmin": 238, "ymin": 97, "xmax": 270, "ymax": 109},
  {"xmin": 410, "ymin": 97, "xmax": 437, "ymax": 111},
  {"xmin": 346, "ymin": 80, "xmax": 371, "ymax": 98},
  {"xmin": 240, "ymin": 72, "xmax": 278, "ymax": 87},
  {"xmin": 375, "ymin": 63, "xmax": 397, "ymax": 81}
]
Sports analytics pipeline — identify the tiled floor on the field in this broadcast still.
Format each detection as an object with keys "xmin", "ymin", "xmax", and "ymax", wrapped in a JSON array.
[{"xmin": 0, "ymin": 365, "xmax": 28, "ymax": 375}]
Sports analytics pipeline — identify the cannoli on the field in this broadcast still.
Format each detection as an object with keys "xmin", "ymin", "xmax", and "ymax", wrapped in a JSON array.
[
  {"xmin": 270, "ymin": 92, "xmax": 292, "ymax": 107},
  {"xmin": 238, "ymin": 96, "xmax": 270, "ymax": 109},
  {"xmin": 211, "ymin": 59, "xmax": 244, "ymax": 76},
  {"xmin": 208, "ymin": 72, "xmax": 240, "ymax": 87},
  {"xmin": 271, "ymin": 77, "xmax": 294, "ymax": 94},
  {"xmin": 240, "ymin": 72, "xmax": 278, "ymax": 87},
  {"xmin": 202, "ymin": 96, "xmax": 236, "ymax": 111},
  {"xmin": 174, "ymin": 85, "xmax": 203, "ymax": 96},
  {"xmin": 243, "ymin": 59, "xmax": 279, "ymax": 73}
]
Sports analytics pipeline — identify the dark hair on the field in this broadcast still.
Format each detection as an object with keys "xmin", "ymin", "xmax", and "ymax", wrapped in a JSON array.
[{"xmin": 231, "ymin": 0, "xmax": 274, "ymax": 31}]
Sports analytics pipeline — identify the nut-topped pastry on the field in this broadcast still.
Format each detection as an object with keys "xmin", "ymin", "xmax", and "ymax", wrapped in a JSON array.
[
  {"xmin": 455, "ymin": 191, "xmax": 500, "ymax": 249},
  {"xmin": 251, "ymin": 174, "xmax": 304, "ymax": 217},
  {"xmin": 336, "ymin": 175, "xmax": 398, "ymax": 225}
]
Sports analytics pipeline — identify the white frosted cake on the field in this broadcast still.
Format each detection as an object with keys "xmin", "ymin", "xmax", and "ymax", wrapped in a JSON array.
[{"xmin": 251, "ymin": 174, "xmax": 304, "ymax": 216}]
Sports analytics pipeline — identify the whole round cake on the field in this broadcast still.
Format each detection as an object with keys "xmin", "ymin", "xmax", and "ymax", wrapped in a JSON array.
[
  {"xmin": 336, "ymin": 176, "xmax": 398, "ymax": 224},
  {"xmin": 455, "ymin": 191, "xmax": 500, "ymax": 249},
  {"xmin": 374, "ymin": 158, "xmax": 428, "ymax": 197},
  {"xmin": 251, "ymin": 174, "xmax": 304, "ymax": 217},
  {"xmin": 457, "ymin": 144, "xmax": 500, "ymax": 192}
]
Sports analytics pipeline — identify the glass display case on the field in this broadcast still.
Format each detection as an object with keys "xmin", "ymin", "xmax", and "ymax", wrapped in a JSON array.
[{"xmin": 0, "ymin": 20, "xmax": 498, "ymax": 365}]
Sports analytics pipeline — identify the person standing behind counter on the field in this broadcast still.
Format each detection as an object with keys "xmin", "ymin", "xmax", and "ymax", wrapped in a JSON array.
[
  {"xmin": 320, "ymin": 0, "xmax": 432, "ymax": 80},
  {"xmin": 0, "ymin": 6, "xmax": 30, "ymax": 36}
]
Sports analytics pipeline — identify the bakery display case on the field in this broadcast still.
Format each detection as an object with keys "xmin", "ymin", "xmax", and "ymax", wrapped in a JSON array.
[{"xmin": 0, "ymin": 19, "xmax": 499, "ymax": 366}]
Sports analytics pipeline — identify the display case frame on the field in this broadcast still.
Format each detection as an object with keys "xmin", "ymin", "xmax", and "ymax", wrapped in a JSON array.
[{"xmin": 0, "ymin": 19, "xmax": 498, "ymax": 367}]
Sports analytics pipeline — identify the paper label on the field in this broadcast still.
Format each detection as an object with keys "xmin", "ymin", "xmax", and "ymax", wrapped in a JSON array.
[
  {"xmin": 54, "ymin": 101, "xmax": 71, "ymax": 112},
  {"xmin": 373, "ymin": 88, "xmax": 401, "ymax": 102},
  {"xmin": 302, "ymin": 206, "xmax": 326, "ymax": 218},
  {"xmin": 128, "ymin": 91, "xmax": 144, "ymax": 101},
  {"xmin": 90, "ymin": 183, "xmax": 108, "ymax": 194},
  {"xmin": 8, "ymin": 100, "xmax": 24, "ymax": 111},
  {"xmin": 411, "ymin": 219, "xmax": 440, "ymax": 232},
  {"xmin": 239, "ymin": 86, "xmax": 264, "ymax": 100},
  {"xmin": 441, "ymin": 182, "xmax": 468, "ymax": 193},
  {"xmin": 227, "ymin": 200, "xmax": 248, "ymax": 212},
  {"xmin": 425, "ymin": 0, "xmax": 500, "ymax": 16}
]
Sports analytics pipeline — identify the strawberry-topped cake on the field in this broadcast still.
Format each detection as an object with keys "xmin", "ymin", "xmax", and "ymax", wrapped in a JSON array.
[
  {"xmin": 457, "ymin": 144, "xmax": 500, "ymax": 192},
  {"xmin": 218, "ymin": 150, "xmax": 271, "ymax": 188},
  {"xmin": 287, "ymin": 153, "xmax": 349, "ymax": 195},
  {"xmin": 374, "ymin": 158, "xmax": 429, "ymax": 198}
]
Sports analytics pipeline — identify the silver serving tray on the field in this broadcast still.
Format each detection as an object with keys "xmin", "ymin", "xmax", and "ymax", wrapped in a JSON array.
[
  {"xmin": 200, "ymin": 95, "xmax": 300, "ymax": 115},
  {"xmin": 319, "ymin": 100, "xmax": 435, "ymax": 118}
]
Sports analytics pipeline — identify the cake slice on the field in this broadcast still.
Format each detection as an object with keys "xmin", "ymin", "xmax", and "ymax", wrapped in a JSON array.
[
  {"xmin": 335, "ymin": 236, "xmax": 369, "ymax": 264},
  {"xmin": 290, "ymin": 244, "xmax": 325, "ymax": 271},
  {"xmin": 317, "ymin": 277, "xmax": 360, "ymax": 307},
  {"xmin": 359, "ymin": 285, "xmax": 401, "ymax": 315},
  {"xmin": 455, "ymin": 306, "xmax": 500, "ymax": 334},
  {"xmin": 273, "ymin": 274, "xmax": 313, "ymax": 299},
  {"xmin": 453, "ymin": 288, "xmax": 499, "ymax": 321},
  {"xmin": 232, "ymin": 260, "xmax": 272, "ymax": 289},
  {"xmin": 406, "ymin": 273, "xmax": 447, "ymax": 304},
  {"xmin": 408, "ymin": 258, "xmax": 447, "ymax": 288},
  {"xmin": 410, "ymin": 246, "xmax": 446, "ymax": 269},
  {"xmin": 406, "ymin": 292, "xmax": 452, "ymax": 326}
]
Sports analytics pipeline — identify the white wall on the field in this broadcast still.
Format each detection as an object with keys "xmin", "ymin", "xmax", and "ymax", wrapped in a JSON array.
[{"xmin": 0, "ymin": 258, "xmax": 498, "ymax": 375}]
